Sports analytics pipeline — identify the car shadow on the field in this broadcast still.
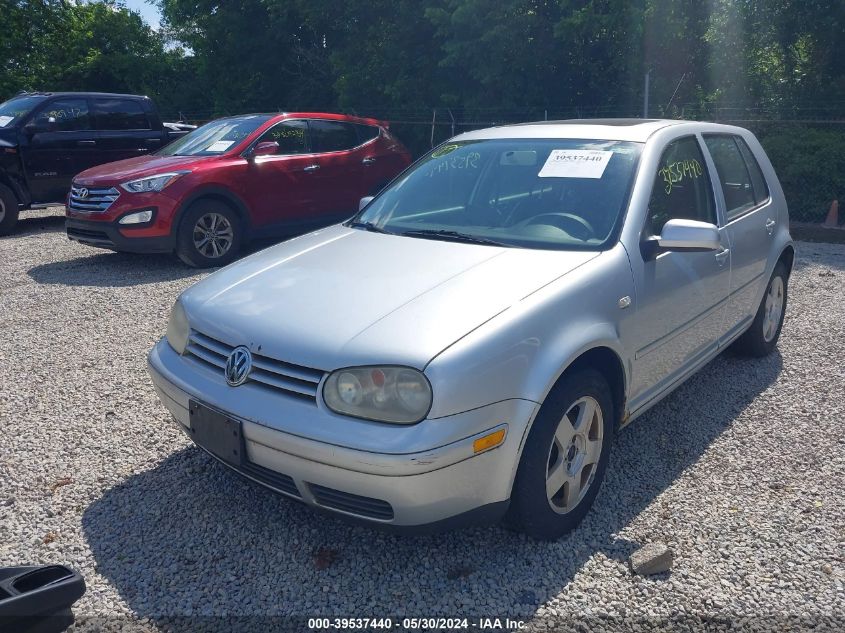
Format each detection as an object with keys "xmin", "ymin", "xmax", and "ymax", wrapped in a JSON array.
[
  {"xmin": 82, "ymin": 350, "xmax": 782, "ymax": 630},
  {"xmin": 27, "ymin": 251, "xmax": 205, "ymax": 287},
  {"xmin": 25, "ymin": 237, "xmax": 290, "ymax": 288},
  {"xmin": 2, "ymin": 211, "xmax": 67, "ymax": 237}
]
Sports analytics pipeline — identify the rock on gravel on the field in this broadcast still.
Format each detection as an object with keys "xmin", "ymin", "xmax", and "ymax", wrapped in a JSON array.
[
  {"xmin": 629, "ymin": 542, "xmax": 674, "ymax": 576},
  {"xmin": 2, "ymin": 208, "xmax": 845, "ymax": 632}
]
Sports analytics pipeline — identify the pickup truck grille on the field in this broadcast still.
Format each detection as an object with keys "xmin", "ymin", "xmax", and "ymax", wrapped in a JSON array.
[
  {"xmin": 68, "ymin": 185, "xmax": 120, "ymax": 213},
  {"xmin": 185, "ymin": 330, "xmax": 325, "ymax": 403}
]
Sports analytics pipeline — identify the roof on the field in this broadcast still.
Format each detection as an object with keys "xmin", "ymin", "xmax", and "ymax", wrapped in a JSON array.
[
  {"xmin": 454, "ymin": 118, "xmax": 689, "ymax": 143},
  {"xmin": 16, "ymin": 91, "xmax": 151, "ymax": 100}
]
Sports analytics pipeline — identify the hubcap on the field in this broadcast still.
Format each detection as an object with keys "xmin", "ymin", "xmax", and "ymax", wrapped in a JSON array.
[
  {"xmin": 192, "ymin": 212, "xmax": 234, "ymax": 259},
  {"xmin": 762, "ymin": 276, "xmax": 785, "ymax": 342},
  {"xmin": 546, "ymin": 396, "xmax": 604, "ymax": 514},
  {"xmin": 0, "ymin": 197, "xmax": 5, "ymax": 223}
]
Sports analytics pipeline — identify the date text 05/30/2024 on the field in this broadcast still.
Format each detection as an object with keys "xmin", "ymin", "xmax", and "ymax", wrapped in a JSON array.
[{"xmin": 308, "ymin": 617, "xmax": 526, "ymax": 630}]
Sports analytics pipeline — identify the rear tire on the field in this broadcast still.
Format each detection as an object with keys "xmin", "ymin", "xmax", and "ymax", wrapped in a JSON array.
[
  {"xmin": 732, "ymin": 262, "xmax": 788, "ymax": 357},
  {"xmin": 176, "ymin": 200, "xmax": 243, "ymax": 268},
  {"xmin": 507, "ymin": 369, "xmax": 614, "ymax": 540},
  {"xmin": 0, "ymin": 184, "xmax": 20, "ymax": 236}
]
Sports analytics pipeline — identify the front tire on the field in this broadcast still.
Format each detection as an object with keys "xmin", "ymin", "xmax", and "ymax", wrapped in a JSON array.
[
  {"xmin": 176, "ymin": 200, "xmax": 242, "ymax": 268},
  {"xmin": 732, "ymin": 261, "xmax": 788, "ymax": 357},
  {"xmin": 507, "ymin": 369, "xmax": 614, "ymax": 540},
  {"xmin": 0, "ymin": 184, "xmax": 20, "ymax": 236}
]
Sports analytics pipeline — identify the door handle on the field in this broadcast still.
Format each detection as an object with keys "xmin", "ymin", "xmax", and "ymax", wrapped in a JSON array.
[
  {"xmin": 303, "ymin": 164, "xmax": 320, "ymax": 172},
  {"xmin": 765, "ymin": 218, "xmax": 776, "ymax": 234},
  {"xmin": 76, "ymin": 140, "xmax": 96, "ymax": 146},
  {"xmin": 362, "ymin": 157, "xmax": 376, "ymax": 165},
  {"xmin": 715, "ymin": 248, "xmax": 730, "ymax": 266}
]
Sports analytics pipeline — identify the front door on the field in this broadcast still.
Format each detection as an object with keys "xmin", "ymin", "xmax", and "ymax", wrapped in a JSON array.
[
  {"xmin": 21, "ymin": 97, "xmax": 99, "ymax": 202},
  {"xmin": 238, "ymin": 119, "xmax": 317, "ymax": 230},
  {"xmin": 702, "ymin": 134, "xmax": 775, "ymax": 340},
  {"xmin": 628, "ymin": 135, "xmax": 731, "ymax": 409}
]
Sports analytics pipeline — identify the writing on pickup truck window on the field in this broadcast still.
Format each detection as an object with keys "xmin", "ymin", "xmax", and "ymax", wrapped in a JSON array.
[
  {"xmin": 659, "ymin": 159, "xmax": 703, "ymax": 194},
  {"xmin": 38, "ymin": 107, "xmax": 86, "ymax": 122}
]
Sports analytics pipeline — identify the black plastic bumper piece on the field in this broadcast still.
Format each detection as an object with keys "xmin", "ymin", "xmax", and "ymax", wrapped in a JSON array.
[
  {"xmin": 0, "ymin": 564, "xmax": 86, "ymax": 633},
  {"xmin": 66, "ymin": 217, "xmax": 173, "ymax": 254}
]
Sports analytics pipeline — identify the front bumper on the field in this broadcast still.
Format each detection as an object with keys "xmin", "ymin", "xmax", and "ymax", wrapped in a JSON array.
[
  {"xmin": 66, "ymin": 188, "xmax": 179, "ymax": 253},
  {"xmin": 147, "ymin": 339, "xmax": 538, "ymax": 528},
  {"xmin": 66, "ymin": 216, "xmax": 174, "ymax": 253}
]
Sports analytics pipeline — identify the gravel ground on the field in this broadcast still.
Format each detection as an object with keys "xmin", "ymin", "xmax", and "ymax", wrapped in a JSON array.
[{"xmin": 1, "ymin": 207, "xmax": 843, "ymax": 632}]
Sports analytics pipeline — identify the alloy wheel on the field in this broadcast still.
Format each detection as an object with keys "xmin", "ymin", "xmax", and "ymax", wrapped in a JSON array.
[
  {"xmin": 0, "ymin": 197, "xmax": 5, "ymax": 223},
  {"xmin": 545, "ymin": 396, "xmax": 604, "ymax": 514},
  {"xmin": 763, "ymin": 276, "xmax": 785, "ymax": 342},
  {"xmin": 192, "ymin": 212, "xmax": 234, "ymax": 259}
]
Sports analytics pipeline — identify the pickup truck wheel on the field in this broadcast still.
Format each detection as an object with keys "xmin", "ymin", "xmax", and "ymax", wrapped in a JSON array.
[
  {"xmin": 507, "ymin": 368, "xmax": 614, "ymax": 540},
  {"xmin": 176, "ymin": 201, "xmax": 242, "ymax": 268},
  {"xmin": 732, "ymin": 262, "xmax": 788, "ymax": 357},
  {"xmin": 0, "ymin": 184, "xmax": 20, "ymax": 236}
]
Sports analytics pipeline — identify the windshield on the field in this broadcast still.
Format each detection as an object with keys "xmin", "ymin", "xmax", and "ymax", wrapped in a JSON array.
[
  {"xmin": 354, "ymin": 138, "xmax": 642, "ymax": 250},
  {"xmin": 158, "ymin": 114, "xmax": 272, "ymax": 156},
  {"xmin": 0, "ymin": 95, "xmax": 47, "ymax": 128}
]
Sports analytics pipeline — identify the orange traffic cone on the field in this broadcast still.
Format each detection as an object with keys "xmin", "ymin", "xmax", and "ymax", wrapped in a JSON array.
[{"xmin": 823, "ymin": 199, "xmax": 839, "ymax": 228}]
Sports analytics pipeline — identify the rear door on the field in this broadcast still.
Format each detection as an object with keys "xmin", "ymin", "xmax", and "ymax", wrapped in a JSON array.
[
  {"xmin": 21, "ymin": 97, "xmax": 98, "ymax": 202},
  {"xmin": 628, "ymin": 135, "xmax": 732, "ymax": 409},
  {"xmin": 702, "ymin": 134, "xmax": 774, "ymax": 339},
  {"xmin": 306, "ymin": 119, "xmax": 365, "ymax": 217},
  {"xmin": 92, "ymin": 97, "xmax": 160, "ymax": 163},
  {"xmin": 352, "ymin": 123, "xmax": 393, "ymax": 194}
]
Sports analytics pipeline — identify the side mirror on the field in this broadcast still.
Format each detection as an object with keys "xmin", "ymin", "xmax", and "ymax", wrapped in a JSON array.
[
  {"xmin": 23, "ymin": 121, "xmax": 43, "ymax": 136},
  {"xmin": 250, "ymin": 141, "xmax": 279, "ymax": 158},
  {"xmin": 657, "ymin": 218, "xmax": 721, "ymax": 252},
  {"xmin": 359, "ymin": 196, "xmax": 374, "ymax": 211}
]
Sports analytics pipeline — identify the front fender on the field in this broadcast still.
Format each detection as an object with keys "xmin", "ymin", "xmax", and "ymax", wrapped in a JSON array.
[{"xmin": 424, "ymin": 245, "xmax": 635, "ymax": 419}]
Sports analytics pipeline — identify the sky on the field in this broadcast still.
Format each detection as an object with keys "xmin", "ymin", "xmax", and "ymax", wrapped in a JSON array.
[{"xmin": 122, "ymin": 0, "xmax": 162, "ymax": 30}]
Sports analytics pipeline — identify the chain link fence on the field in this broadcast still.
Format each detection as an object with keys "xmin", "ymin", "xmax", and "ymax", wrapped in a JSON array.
[{"xmin": 160, "ymin": 103, "xmax": 845, "ymax": 225}]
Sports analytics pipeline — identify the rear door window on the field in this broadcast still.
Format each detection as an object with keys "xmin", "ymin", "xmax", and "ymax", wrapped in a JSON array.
[
  {"xmin": 309, "ymin": 120, "xmax": 359, "ymax": 153},
  {"xmin": 92, "ymin": 98, "xmax": 151, "ymax": 130},
  {"xmin": 703, "ymin": 135, "xmax": 757, "ymax": 220},
  {"xmin": 647, "ymin": 136, "xmax": 716, "ymax": 236},
  {"xmin": 33, "ymin": 99, "xmax": 91, "ymax": 131}
]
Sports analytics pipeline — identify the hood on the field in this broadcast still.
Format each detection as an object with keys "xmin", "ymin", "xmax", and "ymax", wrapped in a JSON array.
[
  {"xmin": 0, "ymin": 127, "xmax": 18, "ymax": 148},
  {"xmin": 74, "ymin": 154, "xmax": 207, "ymax": 185},
  {"xmin": 183, "ymin": 225, "xmax": 599, "ymax": 371}
]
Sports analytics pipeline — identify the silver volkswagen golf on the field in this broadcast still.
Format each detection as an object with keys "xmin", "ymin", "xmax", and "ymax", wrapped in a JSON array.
[{"xmin": 148, "ymin": 119, "xmax": 792, "ymax": 540}]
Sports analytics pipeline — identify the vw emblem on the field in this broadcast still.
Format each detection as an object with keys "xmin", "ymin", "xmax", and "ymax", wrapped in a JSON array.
[
  {"xmin": 78, "ymin": 187, "xmax": 89, "ymax": 199},
  {"xmin": 224, "ymin": 346, "xmax": 252, "ymax": 387}
]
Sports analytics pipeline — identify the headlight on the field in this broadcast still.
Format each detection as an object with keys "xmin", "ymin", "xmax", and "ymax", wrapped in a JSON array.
[
  {"xmin": 165, "ymin": 299, "xmax": 189, "ymax": 355},
  {"xmin": 120, "ymin": 171, "xmax": 189, "ymax": 193},
  {"xmin": 323, "ymin": 366, "xmax": 432, "ymax": 424}
]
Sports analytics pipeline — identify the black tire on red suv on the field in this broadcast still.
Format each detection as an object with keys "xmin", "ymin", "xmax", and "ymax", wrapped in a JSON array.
[{"xmin": 175, "ymin": 199, "xmax": 243, "ymax": 268}]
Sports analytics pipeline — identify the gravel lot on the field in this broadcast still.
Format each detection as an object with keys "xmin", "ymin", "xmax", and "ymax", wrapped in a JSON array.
[{"xmin": 1, "ymin": 207, "xmax": 843, "ymax": 632}]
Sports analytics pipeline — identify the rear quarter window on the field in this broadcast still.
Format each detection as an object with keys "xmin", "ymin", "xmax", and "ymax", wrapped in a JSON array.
[
  {"xmin": 355, "ymin": 124, "xmax": 380, "ymax": 144},
  {"xmin": 735, "ymin": 138, "xmax": 770, "ymax": 204}
]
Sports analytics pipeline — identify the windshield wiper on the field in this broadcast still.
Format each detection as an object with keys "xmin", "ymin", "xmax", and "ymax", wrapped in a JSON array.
[
  {"xmin": 400, "ymin": 229, "xmax": 513, "ymax": 247},
  {"xmin": 347, "ymin": 220, "xmax": 392, "ymax": 234}
]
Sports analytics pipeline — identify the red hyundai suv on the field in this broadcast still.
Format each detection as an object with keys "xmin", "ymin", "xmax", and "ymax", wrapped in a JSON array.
[{"xmin": 65, "ymin": 113, "xmax": 412, "ymax": 267}]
